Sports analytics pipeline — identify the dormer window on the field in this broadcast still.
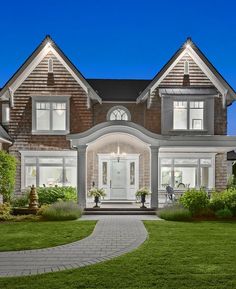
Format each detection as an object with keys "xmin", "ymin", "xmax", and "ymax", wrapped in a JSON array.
[
  {"xmin": 48, "ymin": 58, "xmax": 54, "ymax": 73},
  {"xmin": 107, "ymin": 106, "xmax": 131, "ymax": 121},
  {"xmin": 184, "ymin": 60, "xmax": 189, "ymax": 75},
  {"xmin": 173, "ymin": 100, "xmax": 204, "ymax": 130}
]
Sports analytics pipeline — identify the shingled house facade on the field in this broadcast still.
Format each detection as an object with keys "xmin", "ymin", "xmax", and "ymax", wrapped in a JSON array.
[{"xmin": 0, "ymin": 36, "xmax": 236, "ymax": 208}]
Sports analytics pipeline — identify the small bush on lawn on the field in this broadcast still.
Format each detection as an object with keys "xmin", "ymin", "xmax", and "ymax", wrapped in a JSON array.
[
  {"xmin": 210, "ymin": 189, "xmax": 236, "ymax": 216},
  {"xmin": 27, "ymin": 186, "xmax": 77, "ymax": 205},
  {"xmin": 41, "ymin": 201, "xmax": 81, "ymax": 221},
  {"xmin": 179, "ymin": 188, "xmax": 209, "ymax": 215},
  {"xmin": 157, "ymin": 205, "xmax": 192, "ymax": 221},
  {"xmin": 0, "ymin": 203, "xmax": 12, "ymax": 221},
  {"xmin": 11, "ymin": 193, "xmax": 29, "ymax": 207},
  {"xmin": 215, "ymin": 208, "xmax": 233, "ymax": 219}
]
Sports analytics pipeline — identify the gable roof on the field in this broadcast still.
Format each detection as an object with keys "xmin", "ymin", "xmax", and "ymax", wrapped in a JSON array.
[
  {"xmin": 136, "ymin": 38, "xmax": 236, "ymax": 106},
  {"xmin": 87, "ymin": 79, "xmax": 151, "ymax": 101},
  {"xmin": 0, "ymin": 35, "xmax": 102, "ymax": 105},
  {"xmin": 0, "ymin": 125, "xmax": 12, "ymax": 143}
]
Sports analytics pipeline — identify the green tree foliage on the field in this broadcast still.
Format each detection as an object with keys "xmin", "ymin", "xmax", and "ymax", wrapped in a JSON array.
[{"xmin": 0, "ymin": 151, "xmax": 17, "ymax": 202}]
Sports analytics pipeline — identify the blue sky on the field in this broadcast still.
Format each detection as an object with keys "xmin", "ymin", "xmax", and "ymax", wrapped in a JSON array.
[{"xmin": 0, "ymin": 0, "xmax": 235, "ymax": 134}]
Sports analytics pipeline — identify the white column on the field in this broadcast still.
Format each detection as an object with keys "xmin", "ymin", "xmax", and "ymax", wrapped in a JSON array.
[
  {"xmin": 150, "ymin": 146, "xmax": 159, "ymax": 209},
  {"xmin": 77, "ymin": 145, "xmax": 87, "ymax": 209}
]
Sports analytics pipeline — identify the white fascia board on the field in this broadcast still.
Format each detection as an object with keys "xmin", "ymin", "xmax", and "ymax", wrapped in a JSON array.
[
  {"xmin": 138, "ymin": 46, "xmax": 231, "ymax": 104},
  {"xmin": 159, "ymin": 147, "xmax": 235, "ymax": 153},
  {"xmin": 19, "ymin": 150, "xmax": 76, "ymax": 157},
  {"xmin": 0, "ymin": 137, "xmax": 11, "ymax": 144}
]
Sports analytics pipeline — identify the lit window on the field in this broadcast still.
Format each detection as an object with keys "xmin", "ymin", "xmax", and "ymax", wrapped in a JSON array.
[
  {"xmin": 184, "ymin": 60, "xmax": 189, "ymax": 75},
  {"xmin": 173, "ymin": 101, "xmax": 204, "ymax": 130},
  {"xmin": 32, "ymin": 97, "xmax": 69, "ymax": 133},
  {"xmin": 108, "ymin": 106, "xmax": 130, "ymax": 121},
  {"xmin": 48, "ymin": 58, "xmax": 53, "ymax": 73},
  {"xmin": 160, "ymin": 157, "xmax": 213, "ymax": 189},
  {"xmin": 24, "ymin": 156, "xmax": 77, "ymax": 188},
  {"xmin": 173, "ymin": 101, "xmax": 187, "ymax": 129}
]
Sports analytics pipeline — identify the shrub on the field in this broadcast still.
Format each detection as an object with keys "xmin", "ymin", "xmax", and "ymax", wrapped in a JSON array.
[
  {"xmin": 179, "ymin": 188, "xmax": 209, "ymax": 215},
  {"xmin": 0, "ymin": 151, "xmax": 17, "ymax": 202},
  {"xmin": 0, "ymin": 203, "xmax": 12, "ymax": 221},
  {"xmin": 28, "ymin": 186, "xmax": 77, "ymax": 205},
  {"xmin": 157, "ymin": 205, "xmax": 192, "ymax": 221},
  {"xmin": 209, "ymin": 192, "xmax": 225, "ymax": 211},
  {"xmin": 210, "ymin": 189, "xmax": 236, "ymax": 216},
  {"xmin": 11, "ymin": 193, "xmax": 29, "ymax": 207},
  {"xmin": 215, "ymin": 208, "xmax": 233, "ymax": 219},
  {"xmin": 40, "ymin": 201, "xmax": 81, "ymax": 221}
]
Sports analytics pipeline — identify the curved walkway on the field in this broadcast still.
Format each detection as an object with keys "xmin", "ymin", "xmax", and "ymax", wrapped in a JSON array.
[{"xmin": 0, "ymin": 215, "xmax": 159, "ymax": 277}]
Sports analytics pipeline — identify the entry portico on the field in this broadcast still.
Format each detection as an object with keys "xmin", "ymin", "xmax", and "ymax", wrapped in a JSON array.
[
  {"xmin": 68, "ymin": 121, "xmax": 160, "ymax": 209},
  {"xmin": 68, "ymin": 121, "xmax": 236, "ymax": 210}
]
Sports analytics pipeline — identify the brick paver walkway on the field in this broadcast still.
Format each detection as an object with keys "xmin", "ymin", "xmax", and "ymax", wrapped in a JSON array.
[{"xmin": 0, "ymin": 215, "xmax": 160, "ymax": 277}]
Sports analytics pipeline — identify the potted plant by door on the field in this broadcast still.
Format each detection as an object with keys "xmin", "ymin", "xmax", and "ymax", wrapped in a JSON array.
[
  {"xmin": 135, "ymin": 187, "xmax": 151, "ymax": 208},
  {"xmin": 88, "ymin": 187, "xmax": 106, "ymax": 208}
]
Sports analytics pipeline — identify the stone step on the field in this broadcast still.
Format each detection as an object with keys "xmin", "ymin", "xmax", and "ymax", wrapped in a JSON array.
[
  {"xmin": 85, "ymin": 207, "xmax": 154, "ymax": 211},
  {"xmin": 83, "ymin": 210, "xmax": 156, "ymax": 215}
]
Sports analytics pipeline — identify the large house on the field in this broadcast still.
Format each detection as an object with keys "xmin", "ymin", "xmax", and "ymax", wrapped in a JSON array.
[{"xmin": 0, "ymin": 36, "xmax": 236, "ymax": 209}]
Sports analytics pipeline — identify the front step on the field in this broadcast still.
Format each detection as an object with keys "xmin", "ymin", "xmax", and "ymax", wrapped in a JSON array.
[{"xmin": 84, "ymin": 208, "xmax": 156, "ymax": 215}]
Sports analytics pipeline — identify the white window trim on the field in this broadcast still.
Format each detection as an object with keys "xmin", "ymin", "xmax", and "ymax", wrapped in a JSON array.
[
  {"xmin": 31, "ymin": 95, "xmax": 70, "ymax": 135},
  {"xmin": 173, "ymin": 99, "xmax": 205, "ymax": 131},
  {"xmin": 107, "ymin": 105, "xmax": 131, "ymax": 121},
  {"xmin": 20, "ymin": 150, "xmax": 77, "ymax": 190},
  {"xmin": 184, "ymin": 60, "xmax": 189, "ymax": 75},
  {"xmin": 158, "ymin": 152, "xmax": 216, "ymax": 190}
]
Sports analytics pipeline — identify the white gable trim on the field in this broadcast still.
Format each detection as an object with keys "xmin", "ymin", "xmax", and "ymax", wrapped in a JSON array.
[
  {"xmin": 0, "ymin": 43, "xmax": 102, "ymax": 105},
  {"xmin": 137, "ymin": 46, "xmax": 231, "ymax": 105}
]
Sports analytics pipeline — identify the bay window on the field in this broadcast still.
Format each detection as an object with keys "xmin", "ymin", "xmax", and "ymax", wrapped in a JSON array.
[
  {"xmin": 173, "ymin": 100, "xmax": 204, "ymax": 130},
  {"xmin": 160, "ymin": 156, "xmax": 214, "ymax": 190},
  {"xmin": 22, "ymin": 152, "xmax": 77, "ymax": 188},
  {"xmin": 32, "ymin": 96, "xmax": 69, "ymax": 134}
]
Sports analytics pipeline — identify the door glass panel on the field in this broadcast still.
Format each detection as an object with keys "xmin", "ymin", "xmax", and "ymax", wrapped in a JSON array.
[
  {"xmin": 130, "ymin": 162, "xmax": 135, "ymax": 185},
  {"xmin": 102, "ymin": 162, "xmax": 107, "ymax": 185}
]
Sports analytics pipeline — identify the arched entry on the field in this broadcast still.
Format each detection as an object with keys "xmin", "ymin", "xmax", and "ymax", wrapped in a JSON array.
[
  {"xmin": 67, "ymin": 121, "xmax": 161, "ymax": 209},
  {"xmin": 86, "ymin": 133, "xmax": 150, "ymax": 204}
]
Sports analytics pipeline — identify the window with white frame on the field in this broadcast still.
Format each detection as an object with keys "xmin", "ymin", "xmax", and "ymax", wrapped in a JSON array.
[
  {"xmin": 48, "ymin": 58, "xmax": 54, "ymax": 73},
  {"xmin": 107, "ymin": 106, "xmax": 130, "ymax": 121},
  {"xmin": 2, "ymin": 103, "xmax": 10, "ymax": 124},
  {"xmin": 184, "ymin": 60, "xmax": 189, "ymax": 75},
  {"xmin": 160, "ymin": 156, "xmax": 213, "ymax": 190},
  {"xmin": 32, "ymin": 97, "xmax": 69, "ymax": 133},
  {"xmin": 173, "ymin": 100, "xmax": 204, "ymax": 130},
  {"xmin": 23, "ymin": 154, "xmax": 77, "ymax": 188}
]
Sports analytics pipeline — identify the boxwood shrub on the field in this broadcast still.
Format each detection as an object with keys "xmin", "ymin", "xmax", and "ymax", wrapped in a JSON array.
[{"xmin": 179, "ymin": 188, "xmax": 209, "ymax": 215}]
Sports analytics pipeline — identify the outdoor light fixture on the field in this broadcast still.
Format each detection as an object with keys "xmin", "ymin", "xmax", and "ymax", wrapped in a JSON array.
[{"xmin": 111, "ymin": 144, "xmax": 126, "ymax": 162}]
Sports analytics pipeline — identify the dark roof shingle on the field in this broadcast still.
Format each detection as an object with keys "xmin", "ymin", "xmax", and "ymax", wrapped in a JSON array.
[{"xmin": 87, "ymin": 79, "xmax": 151, "ymax": 101}]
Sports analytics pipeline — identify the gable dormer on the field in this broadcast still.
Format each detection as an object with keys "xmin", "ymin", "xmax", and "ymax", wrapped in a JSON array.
[{"xmin": 137, "ymin": 38, "xmax": 236, "ymax": 136}]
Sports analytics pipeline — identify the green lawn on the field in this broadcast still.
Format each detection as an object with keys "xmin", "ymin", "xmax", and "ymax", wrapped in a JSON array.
[
  {"xmin": 0, "ymin": 221, "xmax": 235, "ymax": 289},
  {"xmin": 0, "ymin": 221, "xmax": 96, "ymax": 251}
]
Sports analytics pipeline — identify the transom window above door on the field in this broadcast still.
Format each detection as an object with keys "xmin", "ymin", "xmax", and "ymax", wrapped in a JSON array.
[
  {"xmin": 32, "ymin": 96, "xmax": 70, "ymax": 134},
  {"xmin": 173, "ymin": 100, "xmax": 204, "ymax": 130},
  {"xmin": 107, "ymin": 106, "xmax": 131, "ymax": 121}
]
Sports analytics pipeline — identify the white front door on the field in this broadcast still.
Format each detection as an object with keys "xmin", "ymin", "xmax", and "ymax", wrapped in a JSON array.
[
  {"xmin": 98, "ymin": 154, "xmax": 139, "ymax": 200},
  {"xmin": 110, "ymin": 160, "xmax": 127, "ymax": 199}
]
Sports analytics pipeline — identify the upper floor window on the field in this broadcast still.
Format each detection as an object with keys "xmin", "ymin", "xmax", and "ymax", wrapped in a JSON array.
[
  {"xmin": 2, "ymin": 103, "xmax": 10, "ymax": 124},
  {"xmin": 107, "ymin": 106, "xmax": 131, "ymax": 121},
  {"xmin": 173, "ymin": 101, "xmax": 204, "ymax": 130},
  {"xmin": 32, "ymin": 96, "xmax": 69, "ymax": 134}
]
